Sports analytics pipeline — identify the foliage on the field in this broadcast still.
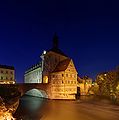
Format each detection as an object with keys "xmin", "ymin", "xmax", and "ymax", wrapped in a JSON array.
[
  {"xmin": 89, "ymin": 85, "xmax": 99, "ymax": 95},
  {"xmin": 95, "ymin": 67, "xmax": 119, "ymax": 97}
]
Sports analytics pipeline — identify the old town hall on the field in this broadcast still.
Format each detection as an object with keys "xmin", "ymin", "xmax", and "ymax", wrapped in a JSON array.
[{"xmin": 24, "ymin": 34, "xmax": 77, "ymax": 99}]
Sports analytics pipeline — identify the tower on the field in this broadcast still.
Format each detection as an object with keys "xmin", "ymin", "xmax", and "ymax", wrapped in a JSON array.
[{"xmin": 53, "ymin": 33, "xmax": 59, "ymax": 49}]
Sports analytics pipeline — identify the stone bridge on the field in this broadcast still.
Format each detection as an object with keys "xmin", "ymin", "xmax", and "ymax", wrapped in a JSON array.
[{"xmin": 0, "ymin": 83, "xmax": 51, "ymax": 99}]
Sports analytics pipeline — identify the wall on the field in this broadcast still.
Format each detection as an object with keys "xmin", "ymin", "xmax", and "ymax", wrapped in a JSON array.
[
  {"xmin": 24, "ymin": 67, "xmax": 42, "ymax": 83},
  {"xmin": 0, "ymin": 68, "xmax": 15, "ymax": 84},
  {"xmin": 50, "ymin": 60, "xmax": 77, "ymax": 99}
]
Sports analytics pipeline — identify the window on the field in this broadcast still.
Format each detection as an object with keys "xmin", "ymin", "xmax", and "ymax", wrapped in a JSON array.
[
  {"xmin": 11, "ymin": 71, "xmax": 13, "ymax": 74},
  {"xmin": 1, "ymin": 77, "xmax": 3, "ymax": 80},
  {"xmin": 1, "ymin": 70, "xmax": 3, "ymax": 73},
  {"xmin": 66, "ymin": 74, "xmax": 68, "ymax": 77},
  {"xmin": 43, "ymin": 76, "xmax": 48, "ymax": 83},
  {"xmin": 6, "ymin": 77, "xmax": 8, "ymax": 80},
  {"xmin": 11, "ymin": 77, "xmax": 13, "ymax": 80},
  {"xmin": 6, "ymin": 71, "xmax": 8, "ymax": 74},
  {"xmin": 55, "ymin": 58, "xmax": 57, "ymax": 63},
  {"xmin": 62, "ymin": 74, "xmax": 64, "ymax": 77},
  {"xmin": 74, "ymin": 81, "xmax": 76, "ymax": 84}
]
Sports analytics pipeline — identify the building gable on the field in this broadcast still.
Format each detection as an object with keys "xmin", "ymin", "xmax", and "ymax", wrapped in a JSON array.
[{"xmin": 65, "ymin": 60, "xmax": 77, "ymax": 74}]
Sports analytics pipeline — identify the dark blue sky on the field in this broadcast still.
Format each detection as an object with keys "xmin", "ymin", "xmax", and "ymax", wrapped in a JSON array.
[{"xmin": 0, "ymin": 0, "xmax": 119, "ymax": 82}]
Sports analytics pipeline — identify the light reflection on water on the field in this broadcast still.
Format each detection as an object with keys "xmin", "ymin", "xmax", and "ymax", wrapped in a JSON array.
[
  {"xmin": 14, "ymin": 95, "xmax": 46, "ymax": 120},
  {"xmin": 13, "ymin": 95, "xmax": 119, "ymax": 120}
]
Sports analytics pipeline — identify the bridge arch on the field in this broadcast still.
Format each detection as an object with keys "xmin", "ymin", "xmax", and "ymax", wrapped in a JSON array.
[{"xmin": 24, "ymin": 88, "xmax": 48, "ymax": 98}]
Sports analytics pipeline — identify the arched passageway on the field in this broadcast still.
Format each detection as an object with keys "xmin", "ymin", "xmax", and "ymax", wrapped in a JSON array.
[{"xmin": 24, "ymin": 88, "xmax": 48, "ymax": 98}]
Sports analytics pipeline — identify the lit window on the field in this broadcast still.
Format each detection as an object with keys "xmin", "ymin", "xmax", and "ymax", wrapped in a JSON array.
[{"xmin": 43, "ymin": 76, "xmax": 48, "ymax": 83}]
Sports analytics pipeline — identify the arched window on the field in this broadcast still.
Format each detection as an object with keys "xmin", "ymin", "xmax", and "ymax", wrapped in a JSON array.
[{"xmin": 43, "ymin": 76, "xmax": 48, "ymax": 83}]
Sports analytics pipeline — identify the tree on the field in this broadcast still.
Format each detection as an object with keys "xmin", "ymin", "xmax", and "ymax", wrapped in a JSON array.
[{"xmin": 96, "ymin": 67, "xmax": 119, "ymax": 97}]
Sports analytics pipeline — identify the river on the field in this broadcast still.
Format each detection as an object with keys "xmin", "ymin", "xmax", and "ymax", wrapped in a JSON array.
[{"xmin": 13, "ymin": 95, "xmax": 119, "ymax": 120}]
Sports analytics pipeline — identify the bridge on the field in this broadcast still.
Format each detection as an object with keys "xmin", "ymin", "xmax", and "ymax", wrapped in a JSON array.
[{"xmin": 0, "ymin": 83, "xmax": 52, "ymax": 99}]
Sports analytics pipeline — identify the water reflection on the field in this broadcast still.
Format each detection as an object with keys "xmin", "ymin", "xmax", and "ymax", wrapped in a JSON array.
[
  {"xmin": 14, "ymin": 95, "xmax": 47, "ymax": 120},
  {"xmin": 13, "ymin": 96, "xmax": 119, "ymax": 120}
]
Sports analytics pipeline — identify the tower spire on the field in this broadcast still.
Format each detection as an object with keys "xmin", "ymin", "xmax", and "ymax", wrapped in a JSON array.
[{"xmin": 53, "ymin": 33, "xmax": 59, "ymax": 49}]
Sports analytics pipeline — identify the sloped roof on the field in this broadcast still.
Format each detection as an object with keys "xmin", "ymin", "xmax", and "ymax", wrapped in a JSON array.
[
  {"xmin": 48, "ymin": 48, "xmax": 68, "ymax": 57},
  {"xmin": 0, "ymin": 65, "xmax": 14, "ymax": 70},
  {"xmin": 25, "ymin": 62, "xmax": 42, "ymax": 74},
  {"xmin": 53, "ymin": 58, "xmax": 71, "ymax": 72}
]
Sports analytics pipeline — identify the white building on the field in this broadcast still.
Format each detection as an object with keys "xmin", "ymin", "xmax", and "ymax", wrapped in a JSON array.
[{"xmin": 24, "ymin": 62, "xmax": 42, "ymax": 83}]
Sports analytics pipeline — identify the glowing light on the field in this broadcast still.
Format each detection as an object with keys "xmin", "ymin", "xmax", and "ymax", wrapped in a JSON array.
[
  {"xmin": 43, "ymin": 76, "xmax": 48, "ymax": 83},
  {"xmin": 13, "ymin": 81, "xmax": 15, "ymax": 84},
  {"xmin": 43, "ymin": 50, "xmax": 46, "ymax": 54},
  {"xmin": 0, "ymin": 111, "xmax": 16, "ymax": 120},
  {"xmin": 0, "ymin": 97, "xmax": 16, "ymax": 120},
  {"xmin": 104, "ymin": 74, "xmax": 107, "ymax": 76}
]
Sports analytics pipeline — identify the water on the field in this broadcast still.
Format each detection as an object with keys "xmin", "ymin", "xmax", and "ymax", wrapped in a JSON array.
[
  {"xmin": 13, "ymin": 95, "xmax": 119, "ymax": 120},
  {"xmin": 14, "ymin": 95, "xmax": 46, "ymax": 119}
]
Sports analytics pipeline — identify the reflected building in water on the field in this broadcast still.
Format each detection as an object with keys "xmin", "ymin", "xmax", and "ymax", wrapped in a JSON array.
[{"xmin": 24, "ymin": 34, "xmax": 77, "ymax": 99}]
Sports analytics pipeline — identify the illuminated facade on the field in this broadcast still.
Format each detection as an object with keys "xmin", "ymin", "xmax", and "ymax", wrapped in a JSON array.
[
  {"xmin": 50, "ymin": 59, "xmax": 77, "ymax": 99},
  {"xmin": 24, "ymin": 62, "xmax": 42, "ymax": 83},
  {"xmin": 77, "ymin": 76, "xmax": 92, "ymax": 95},
  {"xmin": 24, "ymin": 34, "xmax": 77, "ymax": 99},
  {"xmin": 0, "ymin": 65, "xmax": 15, "ymax": 84}
]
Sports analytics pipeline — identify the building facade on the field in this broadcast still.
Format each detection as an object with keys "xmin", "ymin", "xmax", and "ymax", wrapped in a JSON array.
[
  {"xmin": 24, "ymin": 62, "xmax": 42, "ymax": 83},
  {"xmin": 0, "ymin": 65, "xmax": 15, "ymax": 84},
  {"xmin": 24, "ymin": 34, "xmax": 78, "ymax": 99},
  {"xmin": 77, "ymin": 76, "xmax": 92, "ymax": 95},
  {"xmin": 50, "ymin": 59, "xmax": 77, "ymax": 99}
]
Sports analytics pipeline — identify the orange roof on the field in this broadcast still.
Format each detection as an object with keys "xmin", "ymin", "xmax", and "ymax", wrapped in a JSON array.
[{"xmin": 53, "ymin": 58, "xmax": 71, "ymax": 72}]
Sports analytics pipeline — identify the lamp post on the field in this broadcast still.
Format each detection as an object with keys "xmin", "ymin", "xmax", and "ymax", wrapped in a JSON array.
[{"xmin": 40, "ymin": 50, "xmax": 46, "ymax": 83}]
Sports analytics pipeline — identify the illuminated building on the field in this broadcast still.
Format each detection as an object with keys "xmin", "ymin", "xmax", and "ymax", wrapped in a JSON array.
[
  {"xmin": 50, "ymin": 59, "xmax": 77, "ymax": 99},
  {"xmin": 24, "ymin": 62, "xmax": 42, "ymax": 83},
  {"xmin": 24, "ymin": 34, "xmax": 77, "ymax": 99},
  {"xmin": 0, "ymin": 65, "xmax": 15, "ymax": 84},
  {"xmin": 77, "ymin": 76, "xmax": 92, "ymax": 95}
]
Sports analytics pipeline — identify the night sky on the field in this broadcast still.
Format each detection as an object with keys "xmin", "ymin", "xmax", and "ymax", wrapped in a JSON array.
[{"xmin": 0, "ymin": 0, "xmax": 119, "ymax": 83}]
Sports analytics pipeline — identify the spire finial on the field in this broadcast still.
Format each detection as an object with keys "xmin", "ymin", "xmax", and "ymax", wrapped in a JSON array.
[{"xmin": 53, "ymin": 32, "xmax": 59, "ymax": 49}]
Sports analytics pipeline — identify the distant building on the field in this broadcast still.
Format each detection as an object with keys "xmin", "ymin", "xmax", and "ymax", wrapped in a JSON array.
[
  {"xmin": 0, "ymin": 65, "xmax": 15, "ymax": 84},
  {"xmin": 24, "ymin": 34, "xmax": 77, "ymax": 99},
  {"xmin": 24, "ymin": 62, "xmax": 42, "ymax": 83},
  {"xmin": 77, "ymin": 76, "xmax": 92, "ymax": 95}
]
